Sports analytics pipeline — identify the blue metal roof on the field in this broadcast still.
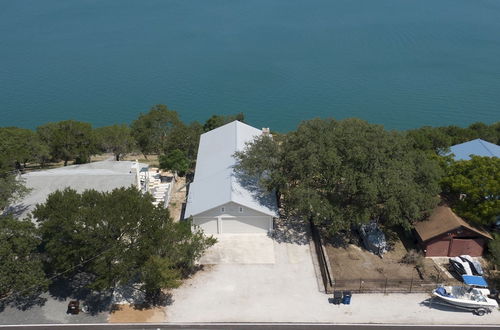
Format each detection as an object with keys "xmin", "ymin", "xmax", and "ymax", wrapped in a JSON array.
[
  {"xmin": 448, "ymin": 139, "xmax": 500, "ymax": 161},
  {"xmin": 462, "ymin": 275, "xmax": 488, "ymax": 287}
]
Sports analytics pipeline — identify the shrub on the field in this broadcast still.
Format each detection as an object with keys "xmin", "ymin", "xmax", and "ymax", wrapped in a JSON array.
[
  {"xmin": 489, "ymin": 234, "xmax": 500, "ymax": 269},
  {"xmin": 401, "ymin": 249, "xmax": 424, "ymax": 267}
]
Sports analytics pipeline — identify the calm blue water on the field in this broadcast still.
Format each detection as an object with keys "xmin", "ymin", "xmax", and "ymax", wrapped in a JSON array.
[{"xmin": 1, "ymin": 0, "xmax": 499, "ymax": 132}]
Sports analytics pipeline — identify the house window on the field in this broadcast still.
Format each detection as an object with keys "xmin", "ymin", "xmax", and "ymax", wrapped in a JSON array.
[
  {"xmin": 239, "ymin": 207, "xmax": 243, "ymax": 213},
  {"xmin": 221, "ymin": 207, "xmax": 225, "ymax": 213}
]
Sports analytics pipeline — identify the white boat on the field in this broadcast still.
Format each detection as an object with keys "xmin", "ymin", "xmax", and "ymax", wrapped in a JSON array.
[{"xmin": 432, "ymin": 283, "xmax": 498, "ymax": 316}]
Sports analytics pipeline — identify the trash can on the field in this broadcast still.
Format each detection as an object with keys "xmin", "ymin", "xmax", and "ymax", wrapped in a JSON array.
[
  {"xmin": 333, "ymin": 290, "xmax": 342, "ymax": 305},
  {"xmin": 342, "ymin": 291, "xmax": 352, "ymax": 305}
]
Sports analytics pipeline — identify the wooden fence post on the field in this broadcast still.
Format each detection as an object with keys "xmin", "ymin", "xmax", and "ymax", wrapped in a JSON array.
[
  {"xmin": 384, "ymin": 278, "xmax": 388, "ymax": 294},
  {"xmin": 359, "ymin": 278, "xmax": 363, "ymax": 293},
  {"xmin": 409, "ymin": 277, "xmax": 413, "ymax": 293}
]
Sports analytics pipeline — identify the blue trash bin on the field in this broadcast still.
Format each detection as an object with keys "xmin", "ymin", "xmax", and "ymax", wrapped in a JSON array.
[{"xmin": 342, "ymin": 291, "xmax": 352, "ymax": 305}]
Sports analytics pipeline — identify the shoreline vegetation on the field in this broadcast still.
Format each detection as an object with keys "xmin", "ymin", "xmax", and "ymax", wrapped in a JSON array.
[
  {"xmin": 0, "ymin": 103, "xmax": 499, "ymax": 309},
  {"xmin": 0, "ymin": 103, "xmax": 498, "ymax": 173}
]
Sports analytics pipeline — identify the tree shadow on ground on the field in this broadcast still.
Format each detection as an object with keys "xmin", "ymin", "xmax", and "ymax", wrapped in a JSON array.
[
  {"xmin": 233, "ymin": 172, "xmax": 278, "ymax": 216},
  {"xmin": 48, "ymin": 275, "xmax": 112, "ymax": 316},
  {"xmin": 3, "ymin": 203, "xmax": 30, "ymax": 218},
  {"xmin": 420, "ymin": 298, "xmax": 473, "ymax": 314},
  {"xmin": 326, "ymin": 228, "xmax": 362, "ymax": 249},
  {"xmin": 132, "ymin": 291, "xmax": 174, "ymax": 310},
  {"xmin": 271, "ymin": 216, "xmax": 310, "ymax": 245},
  {"xmin": 0, "ymin": 290, "xmax": 47, "ymax": 313}
]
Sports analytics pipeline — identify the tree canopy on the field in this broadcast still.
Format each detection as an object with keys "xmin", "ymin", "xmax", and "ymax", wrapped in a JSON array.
[
  {"xmin": 441, "ymin": 156, "xmax": 500, "ymax": 226},
  {"xmin": 236, "ymin": 118, "xmax": 442, "ymax": 233},
  {"xmin": 130, "ymin": 104, "xmax": 181, "ymax": 157},
  {"xmin": 159, "ymin": 149, "xmax": 190, "ymax": 178},
  {"xmin": 35, "ymin": 187, "xmax": 215, "ymax": 297},
  {"xmin": 489, "ymin": 234, "xmax": 500, "ymax": 268},
  {"xmin": 406, "ymin": 122, "xmax": 500, "ymax": 152},
  {"xmin": 0, "ymin": 127, "xmax": 50, "ymax": 169},
  {"xmin": 95, "ymin": 124, "xmax": 136, "ymax": 161},
  {"xmin": 0, "ymin": 133, "xmax": 31, "ymax": 212},
  {"xmin": 162, "ymin": 121, "xmax": 203, "ymax": 168},
  {"xmin": 0, "ymin": 216, "xmax": 47, "ymax": 300},
  {"xmin": 203, "ymin": 113, "xmax": 245, "ymax": 132},
  {"xmin": 37, "ymin": 120, "xmax": 96, "ymax": 166}
]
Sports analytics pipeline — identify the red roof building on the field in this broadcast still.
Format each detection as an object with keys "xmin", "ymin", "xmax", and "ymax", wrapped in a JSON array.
[{"xmin": 414, "ymin": 205, "xmax": 492, "ymax": 257}]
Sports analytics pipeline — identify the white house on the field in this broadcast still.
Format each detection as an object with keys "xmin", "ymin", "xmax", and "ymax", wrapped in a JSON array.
[{"xmin": 184, "ymin": 121, "xmax": 278, "ymax": 234}]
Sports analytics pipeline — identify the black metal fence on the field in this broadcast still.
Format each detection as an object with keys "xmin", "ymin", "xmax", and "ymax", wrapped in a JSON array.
[
  {"xmin": 332, "ymin": 277, "xmax": 445, "ymax": 294},
  {"xmin": 310, "ymin": 219, "xmax": 333, "ymax": 292},
  {"xmin": 309, "ymin": 219, "xmax": 450, "ymax": 294}
]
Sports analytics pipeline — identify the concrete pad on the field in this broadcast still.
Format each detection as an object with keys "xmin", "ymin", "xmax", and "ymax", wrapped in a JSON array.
[
  {"xmin": 430, "ymin": 257, "xmax": 455, "ymax": 279},
  {"xmin": 9, "ymin": 160, "xmax": 146, "ymax": 220},
  {"xmin": 199, "ymin": 234, "xmax": 275, "ymax": 264},
  {"xmin": 166, "ymin": 237, "xmax": 500, "ymax": 324}
]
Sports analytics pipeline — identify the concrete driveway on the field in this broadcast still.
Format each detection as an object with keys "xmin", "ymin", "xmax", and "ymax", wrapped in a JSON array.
[
  {"xmin": 164, "ymin": 227, "xmax": 500, "ymax": 324},
  {"xmin": 166, "ymin": 230, "xmax": 323, "ymax": 322},
  {"xmin": 198, "ymin": 234, "xmax": 275, "ymax": 264}
]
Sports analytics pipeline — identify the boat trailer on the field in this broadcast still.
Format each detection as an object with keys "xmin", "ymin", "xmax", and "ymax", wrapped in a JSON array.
[{"xmin": 430, "ymin": 297, "xmax": 494, "ymax": 316}]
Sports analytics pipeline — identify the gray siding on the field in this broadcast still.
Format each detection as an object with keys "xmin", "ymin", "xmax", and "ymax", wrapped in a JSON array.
[{"xmin": 195, "ymin": 201, "xmax": 272, "ymax": 218}]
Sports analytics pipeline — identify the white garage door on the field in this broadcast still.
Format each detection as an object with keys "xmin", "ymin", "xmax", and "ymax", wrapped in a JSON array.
[
  {"xmin": 222, "ymin": 216, "xmax": 270, "ymax": 234},
  {"xmin": 193, "ymin": 217, "xmax": 218, "ymax": 234}
]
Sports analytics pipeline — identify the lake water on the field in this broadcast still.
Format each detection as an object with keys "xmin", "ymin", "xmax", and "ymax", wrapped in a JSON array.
[{"xmin": 1, "ymin": 0, "xmax": 499, "ymax": 132}]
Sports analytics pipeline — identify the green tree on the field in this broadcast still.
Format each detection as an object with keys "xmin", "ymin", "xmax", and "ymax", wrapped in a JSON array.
[
  {"xmin": 130, "ymin": 104, "xmax": 181, "ymax": 157},
  {"xmin": 439, "ymin": 125, "xmax": 476, "ymax": 145},
  {"xmin": 203, "ymin": 113, "xmax": 245, "ymax": 132},
  {"xmin": 405, "ymin": 122, "xmax": 500, "ymax": 152},
  {"xmin": 0, "ymin": 146, "xmax": 30, "ymax": 212},
  {"xmin": 0, "ymin": 173, "xmax": 29, "ymax": 212},
  {"xmin": 406, "ymin": 126, "xmax": 452, "ymax": 152},
  {"xmin": 0, "ymin": 216, "xmax": 47, "ymax": 300},
  {"xmin": 35, "ymin": 187, "xmax": 215, "ymax": 298},
  {"xmin": 236, "ymin": 118, "xmax": 442, "ymax": 233},
  {"xmin": 159, "ymin": 149, "xmax": 190, "ymax": 179},
  {"xmin": 441, "ymin": 156, "xmax": 500, "ymax": 226},
  {"xmin": 37, "ymin": 120, "xmax": 96, "ymax": 166},
  {"xmin": 234, "ymin": 133, "xmax": 284, "ymax": 192},
  {"xmin": 489, "ymin": 234, "xmax": 500, "ymax": 268},
  {"xmin": 468, "ymin": 122, "xmax": 498, "ymax": 144},
  {"xmin": 95, "ymin": 124, "xmax": 136, "ymax": 161},
  {"xmin": 0, "ymin": 127, "xmax": 50, "ymax": 169},
  {"xmin": 162, "ymin": 121, "xmax": 203, "ymax": 168}
]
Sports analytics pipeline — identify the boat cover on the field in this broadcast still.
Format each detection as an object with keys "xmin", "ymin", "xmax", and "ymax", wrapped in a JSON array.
[
  {"xmin": 436, "ymin": 287, "xmax": 453, "ymax": 297},
  {"xmin": 462, "ymin": 275, "xmax": 488, "ymax": 287}
]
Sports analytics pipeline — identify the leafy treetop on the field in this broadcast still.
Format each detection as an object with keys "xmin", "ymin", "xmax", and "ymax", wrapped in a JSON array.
[
  {"xmin": 35, "ymin": 187, "xmax": 215, "ymax": 297},
  {"xmin": 441, "ymin": 156, "xmax": 500, "ymax": 226}
]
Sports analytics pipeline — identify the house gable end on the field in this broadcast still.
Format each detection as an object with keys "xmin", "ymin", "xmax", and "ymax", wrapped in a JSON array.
[{"xmin": 193, "ymin": 201, "xmax": 274, "ymax": 218}]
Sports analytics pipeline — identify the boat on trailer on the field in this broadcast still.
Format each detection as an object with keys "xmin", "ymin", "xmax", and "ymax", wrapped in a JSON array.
[{"xmin": 431, "ymin": 275, "xmax": 498, "ymax": 316}]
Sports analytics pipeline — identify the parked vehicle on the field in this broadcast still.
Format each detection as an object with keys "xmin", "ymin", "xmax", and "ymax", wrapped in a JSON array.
[
  {"xmin": 432, "ymin": 275, "xmax": 497, "ymax": 316},
  {"xmin": 449, "ymin": 256, "xmax": 473, "ymax": 276},
  {"xmin": 459, "ymin": 255, "xmax": 484, "ymax": 276},
  {"xmin": 67, "ymin": 300, "xmax": 80, "ymax": 315}
]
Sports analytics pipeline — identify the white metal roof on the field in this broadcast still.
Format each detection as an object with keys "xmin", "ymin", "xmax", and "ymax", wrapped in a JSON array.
[{"xmin": 185, "ymin": 121, "xmax": 278, "ymax": 218}]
